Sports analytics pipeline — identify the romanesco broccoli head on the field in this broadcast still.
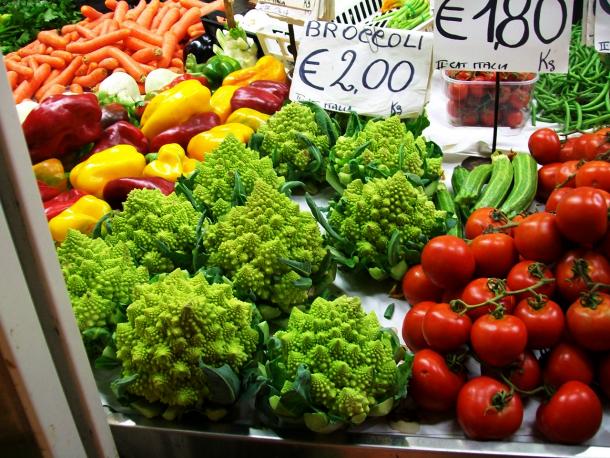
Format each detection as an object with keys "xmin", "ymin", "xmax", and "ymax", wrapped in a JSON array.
[
  {"xmin": 115, "ymin": 269, "xmax": 258, "ymax": 408},
  {"xmin": 203, "ymin": 180, "xmax": 328, "ymax": 315},
  {"xmin": 103, "ymin": 189, "xmax": 202, "ymax": 274},
  {"xmin": 270, "ymin": 295, "xmax": 401, "ymax": 423},
  {"xmin": 256, "ymin": 103, "xmax": 329, "ymax": 181},
  {"xmin": 191, "ymin": 135, "xmax": 284, "ymax": 219}
]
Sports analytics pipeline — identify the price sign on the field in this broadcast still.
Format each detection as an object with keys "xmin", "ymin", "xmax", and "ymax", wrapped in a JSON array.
[
  {"xmin": 289, "ymin": 21, "xmax": 434, "ymax": 117},
  {"xmin": 433, "ymin": 0, "xmax": 574, "ymax": 73},
  {"xmin": 256, "ymin": 0, "xmax": 319, "ymax": 24},
  {"xmin": 595, "ymin": 0, "xmax": 610, "ymax": 52}
]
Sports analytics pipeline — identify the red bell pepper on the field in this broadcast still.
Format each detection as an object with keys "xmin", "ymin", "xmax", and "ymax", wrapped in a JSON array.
[
  {"xmin": 38, "ymin": 180, "xmax": 62, "ymax": 202},
  {"xmin": 101, "ymin": 103, "xmax": 129, "ymax": 129},
  {"xmin": 250, "ymin": 80, "xmax": 291, "ymax": 101},
  {"xmin": 43, "ymin": 189, "xmax": 87, "ymax": 220},
  {"xmin": 163, "ymin": 74, "xmax": 209, "ymax": 91},
  {"xmin": 230, "ymin": 86, "xmax": 283, "ymax": 115},
  {"xmin": 149, "ymin": 112, "xmax": 220, "ymax": 152},
  {"xmin": 103, "ymin": 176, "xmax": 174, "ymax": 209},
  {"xmin": 91, "ymin": 121, "xmax": 149, "ymax": 155}
]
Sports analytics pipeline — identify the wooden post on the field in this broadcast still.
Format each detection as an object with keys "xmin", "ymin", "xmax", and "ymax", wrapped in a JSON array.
[{"xmin": 223, "ymin": 0, "xmax": 236, "ymax": 29}]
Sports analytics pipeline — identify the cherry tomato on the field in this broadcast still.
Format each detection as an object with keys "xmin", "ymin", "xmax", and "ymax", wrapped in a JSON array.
[
  {"xmin": 508, "ymin": 351, "xmax": 542, "ymax": 392},
  {"xmin": 574, "ymin": 160, "xmax": 610, "ymax": 192},
  {"xmin": 464, "ymin": 207, "xmax": 511, "ymax": 239},
  {"xmin": 537, "ymin": 162, "xmax": 562, "ymax": 201},
  {"xmin": 536, "ymin": 381, "xmax": 602, "ymax": 444},
  {"xmin": 509, "ymin": 89, "xmax": 530, "ymax": 111},
  {"xmin": 469, "ymin": 76, "xmax": 488, "ymax": 98},
  {"xmin": 573, "ymin": 133, "xmax": 606, "ymax": 161},
  {"xmin": 401, "ymin": 301, "xmax": 434, "ymax": 352},
  {"xmin": 506, "ymin": 261, "xmax": 555, "ymax": 303},
  {"xmin": 514, "ymin": 297, "xmax": 565, "ymax": 349},
  {"xmin": 558, "ymin": 136, "xmax": 578, "ymax": 162},
  {"xmin": 528, "ymin": 128, "xmax": 561, "ymax": 165},
  {"xmin": 447, "ymin": 100, "xmax": 460, "ymax": 119},
  {"xmin": 555, "ymin": 160, "xmax": 579, "ymax": 188},
  {"xmin": 504, "ymin": 110, "xmax": 524, "ymax": 129},
  {"xmin": 598, "ymin": 354, "xmax": 610, "ymax": 399},
  {"xmin": 513, "ymin": 213, "xmax": 564, "ymax": 263},
  {"xmin": 545, "ymin": 187, "xmax": 571, "ymax": 212},
  {"xmin": 543, "ymin": 342, "xmax": 594, "ymax": 387},
  {"xmin": 448, "ymin": 83, "xmax": 468, "ymax": 101},
  {"xmin": 555, "ymin": 250, "xmax": 610, "ymax": 303},
  {"xmin": 555, "ymin": 187, "xmax": 608, "ymax": 246},
  {"xmin": 461, "ymin": 111, "xmax": 478, "ymax": 126},
  {"xmin": 471, "ymin": 233, "xmax": 518, "ymax": 278},
  {"xmin": 567, "ymin": 292, "xmax": 610, "ymax": 352},
  {"xmin": 471, "ymin": 314, "xmax": 528, "ymax": 367},
  {"xmin": 401, "ymin": 264, "xmax": 444, "ymax": 305},
  {"xmin": 479, "ymin": 109, "xmax": 495, "ymax": 127},
  {"xmin": 457, "ymin": 376, "xmax": 523, "ymax": 440},
  {"xmin": 421, "ymin": 235, "xmax": 475, "ymax": 290},
  {"xmin": 422, "ymin": 303, "xmax": 472, "ymax": 352},
  {"xmin": 461, "ymin": 278, "xmax": 516, "ymax": 319},
  {"xmin": 410, "ymin": 349, "xmax": 466, "ymax": 412}
]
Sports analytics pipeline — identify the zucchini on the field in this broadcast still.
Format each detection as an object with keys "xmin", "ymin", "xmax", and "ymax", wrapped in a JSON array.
[
  {"xmin": 454, "ymin": 163, "xmax": 493, "ymax": 213},
  {"xmin": 451, "ymin": 166, "xmax": 469, "ymax": 196},
  {"xmin": 435, "ymin": 183, "xmax": 463, "ymax": 238},
  {"xmin": 474, "ymin": 153, "xmax": 514, "ymax": 210},
  {"xmin": 499, "ymin": 153, "xmax": 538, "ymax": 217}
]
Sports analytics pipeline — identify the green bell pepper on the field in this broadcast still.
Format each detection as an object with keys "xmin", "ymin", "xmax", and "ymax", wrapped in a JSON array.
[{"xmin": 186, "ymin": 54, "xmax": 241, "ymax": 88}]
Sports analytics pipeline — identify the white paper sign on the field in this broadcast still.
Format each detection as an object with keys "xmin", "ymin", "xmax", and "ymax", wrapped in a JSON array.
[
  {"xmin": 256, "ymin": 0, "xmax": 319, "ymax": 23},
  {"xmin": 595, "ymin": 0, "xmax": 610, "ymax": 52},
  {"xmin": 290, "ymin": 21, "xmax": 434, "ymax": 117},
  {"xmin": 433, "ymin": 0, "xmax": 574, "ymax": 73}
]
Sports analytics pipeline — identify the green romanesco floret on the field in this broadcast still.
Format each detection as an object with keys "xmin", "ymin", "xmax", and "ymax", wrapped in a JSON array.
[
  {"xmin": 330, "ymin": 116, "xmax": 441, "ymax": 186},
  {"xmin": 203, "ymin": 180, "xmax": 328, "ymax": 314},
  {"xmin": 56, "ymin": 229, "xmax": 149, "ymax": 332},
  {"xmin": 103, "ymin": 189, "xmax": 202, "ymax": 274},
  {"xmin": 271, "ymin": 295, "xmax": 401, "ymax": 423},
  {"xmin": 327, "ymin": 172, "xmax": 446, "ymax": 280},
  {"xmin": 115, "ymin": 269, "xmax": 258, "ymax": 408},
  {"xmin": 191, "ymin": 135, "xmax": 285, "ymax": 219},
  {"xmin": 256, "ymin": 102, "xmax": 329, "ymax": 181}
]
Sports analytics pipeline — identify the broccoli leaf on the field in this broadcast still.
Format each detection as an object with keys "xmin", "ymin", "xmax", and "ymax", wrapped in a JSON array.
[{"xmin": 200, "ymin": 363, "xmax": 241, "ymax": 405}]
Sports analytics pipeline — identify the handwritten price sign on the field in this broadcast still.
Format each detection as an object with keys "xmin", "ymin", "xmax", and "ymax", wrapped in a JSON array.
[
  {"xmin": 290, "ymin": 21, "xmax": 434, "ymax": 117},
  {"xmin": 256, "ymin": 0, "xmax": 319, "ymax": 23},
  {"xmin": 595, "ymin": 0, "xmax": 610, "ymax": 52},
  {"xmin": 433, "ymin": 0, "xmax": 574, "ymax": 73}
]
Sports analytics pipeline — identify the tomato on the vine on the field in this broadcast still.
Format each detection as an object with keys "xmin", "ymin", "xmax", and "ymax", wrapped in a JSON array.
[
  {"xmin": 470, "ymin": 314, "xmax": 528, "ymax": 367},
  {"xmin": 543, "ymin": 342, "xmax": 594, "ymax": 388},
  {"xmin": 508, "ymin": 351, "xmax": 542, "ymax": 392},
  {"xmin": 528, "ymin": 128, "xmax": 561, "ymax": 165},
  {"xmin": 558, "ymin": 137, "xmax": 578, "ymax": 162},
  {"xmin": 470, "ymin": 233, "xmax": 517, "ymax": 278},
  {"xmin": 464, "ymin": 207, "xmax": 512, "ymax": 239},
  {"xmin": 461, "ymin": 278, "xmax": 516, "ymax": 319},
  {"xmin": 545, "ymin": 187, "xmax": 571, "ymax": 212},
  {"xmin": 555, "ymin": 250, "xmax": 610, "ymax": 303},
  {"xmin": 421, "ymin": 235, "xmax": 475, "ymax": 290},
  {"xmin": 537, "ymin": 162, "xmax": 562, "ymax": 201},
  {"xmin": 572, "ymin": 133, "xmax": 607, "ymax": 161},
  {"xmin": 410, "ymin": 349, "xmax": 466, "ymax": 412},
  {"xmin": 598, "ymin": 354, "xmax": 610, "ymax": 399},
  {"xmin": 566, "ymin": 292, "xmax": 610, "ymax": 352},
  {"xmin": 555, "ymin": 160, "xmax": 579, "ymax": 188},
  {"xmin": 575, "ymin": 160, "xmax": 610, "ymax": 192},
  {"xmin": 514, "ymin": 297, "xmax": 564, "ymax": 349},
  {"xmin": 536, "ymin": 381, "xmax": 602, "ymax": 444},
  {"xmin": 513, "ymin": 212, "xmax": 564, "ymax": 263},
  {"xmin": 457, "ymin": 376, "xmax": 523, "ymax": 440},
  {"xmin": 422, "ymin": 302, "xmax": 472, "ymax": 353},
  {"xmin": 555, "ymin": 187, "xmax": 608, "ymax": 246},
  {"xmin": 401, "ymin": 264, "xmax": 444, "ymax": 305},
  {"xmin": 506, "ymin": 261, "xmax": 555, "ymax": 303},
  {"xmin": 401, "ymin": 301, "xmax": 434, "ymax": 352}
]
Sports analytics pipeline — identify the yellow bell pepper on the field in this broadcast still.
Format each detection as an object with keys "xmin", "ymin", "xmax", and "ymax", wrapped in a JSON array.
[
  {"xmin": 210, "ymin": 85, "xmax": 239, "ymax": 123},
  {"xmin": 140, "ymin": 80, "xmax": 212, "ymax": 140},
  {"xmin": 70, "ymin": 145, "xmax": 146, "ymax": 198},
  {"xmin": 182, "ymin": 157, "xmax": 198, "ymax": 174},
  {"xmin": 49, "ymin": 195, "xmax": 111, "ymax": 243},
  {"xmin": 187, "ymin": 123, "xmax": 254, "ymax": 161},
  {"xmin": 222, "ymin": 55, "xmax": 288, "ymax": 88},
  {"xmin": 33, "ymin": 158, "xmax": 67, "ymax": 191},
  {"xmin": 143, "ymin": 143, "xmax": 194, "ymax": 182},
  {"xmin": 226, "ymin": 108, "xmax": 270, "ymax": 131}
]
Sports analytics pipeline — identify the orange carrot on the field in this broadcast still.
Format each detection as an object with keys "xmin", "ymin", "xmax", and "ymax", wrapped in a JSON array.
[
  {"xmin": 48, "ymin": 69, "xmax": 60, "ymax": 80},
  {"xmin": 199, "ymin": 0, "xmax": 225, "ymax": 16},
  {"xmin": 179, "ymin": 0, "xmax": 207, "ymax": 8},
  {"xmin": 81, "ymin": 5, "xmax": 103, "ymax": 20},
  {"xmin": 33, "ymin": 55, "xmax": 66, "ymax": 70},
  {"xmin": 105, "ymin": 0, "xmax": 118, "ymax": 10},
  {"xmin": 87, "ymin": 62, "xmax": 99, "ymax": 73},
  {"xmin": 7, "ymin": 71, "xmax": 18, "ymax": 90},
  {"xmin": 13, "ymin": 80, "xmax": 33, "ymax": 104},
  {"xmin": 122, "ymin": 21, "xmax": 163, "ymax": 46},
  {"xmin": 131, "ymin": 47, "xmax": 162, "ymax": 63},
  {"xmin": 107, "ymin": 47, "xmax": 145, "ymax": 81},
  {"xmin": 5, "ymin": 53, "xmax": 21, "ymax": 61},
  {"xmin": 151, "ymin": 4, "xmax": 169, "ymax": 30},
  {"xmin": 114, "ymin": 1, "xmax": 130, "ymax": 23},
  {"xmin": 37, "ymin": 30, "xmax": 68, "ymax": 50},
  {"xmin": 73, "ymin": 68, "xmax": 108, "ymax": 88},
  {"xmin": 99, "ymin": 57, "xmax": 120, "ymax": 70},
  {"xmin": 84, "ymin": 46, "xmax": 119, "ymax": 63},
  {"xmin": 84, "ymin": 12, "xmax": 112, "ymax": 29},
  {"xmin": 123, "ymin": 36, "xmax": 156, "ymax": 51},
  {"xmin": 100, "ymin": 19, "xmax": 113, "ymax": 35},
  {"xmin": 66, "ymin": 29, "xmax": 131, "ymax": 54},
  {"xmin": 173, "ymin": 48, "xmax": 183, "ymax": 58},
  {"xmin": 75, "ymin": 24, "xmax": 96, "ymax": 39},
  {"xmin": 170, "ymin": 7, "xmax": 201, "ymax": 41},
  {"xmin": 188, "ymin": 23, "xmax": 204, "ymax": 38},
  {"xmin": 50, "ymin": 50, "xmax": 73, "ymax": 61},
  {"xmin": 75, "ymin": 63, "xmax": 88, "ymax": 77},
  {"xmin": 28, "ymin": 63, "xmax": 52, "ymax": 94},
  {"xmin": 61, "ymin": 24, "xmax": 77, "ymax": 35},
  {"xmin": 168, "ymin": 66, "xmax": 182, "ymax": 73},
  {"xmin": 40, "ymin": 83, "xmax": 67, "ymax": 101},
  {"xmin": 69, "ymin": 83, "xmax": 84, "ymax": 93},
  {"xmin": 157, "ymin": 7, "xmax": 180, "ymax": 34},
  {"xmin": 51, "ymin": 55, "xmax": 83, "ymax": 86},
  {"xmin": 70, "ymin": 31, "xmax": 80, "ymax": 42},
  {"xmin": 159, "ymin": 31, "xmax": 177, "ymax": 67},
  {"xmin": 17, "ymin": 41, "xmax": 44, "ymax": 57},
  {"xmin": 137, "ymin": 0, "xmax": 160, "ymax": 28},
  {"xmin": 170, "ymin": 57, "xmax": 183, "ymax": 69},
  {"xmin": 139, "ymin": 62, "xmax": 156, "ymax": 74},
  {"xmin": 24, "ymin": 57, "xmax": 39, "ymax": 71},
  {"xmin": 125, "ymin": 0, "xmax": 146, "ymax": 21},
  {"xmin": 5, "ymin": 60, "xmax": 33, "ymax": 78}
]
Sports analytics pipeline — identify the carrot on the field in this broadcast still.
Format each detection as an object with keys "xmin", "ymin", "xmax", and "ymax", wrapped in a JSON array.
[
  {"xmin": 69, "ymin": 83, "xmax": 84, "ymax": 93},
  {"xmin": 84, "ymin": 12, "xmax": 112, "ymax": 29},
  {"xmin": 37, "ymin": 30, "xmax": 68, "ymax": 50},
  {"xmin": 81, "ymin": 5, "xmax": 103, "ymax": 20},
  {"xmin": 157, "ymin": 7, "xmax": 181, "ymax": 35},
  {"xmin": 131, "ymin": 47, "xmax": 162, "ymax": 63},
  {"xmin": 70, "ymin": 31, "xmax": 80, "ymax": 42},
  {"xmin": 51, "ymin": 55, "xmax": 83, "ymax": 86},
  {"xmin": 40, "ymin": 83, "xmax": 67, "ymax": 101},
  {"xmin": 75, "ymin": 24, "xmax": 96, "ymax": 39},
  {"xmin": 123, "ymin": 36, "xmax": 156, "ymax": 51},
  {"xmin": 188, "ymin": 23, "xmax": 204, "ymax": 38},
  {"xmin": 50, "ymin": 50, "xmax": 73, "ymax": 61},
  {"xmin": 34, "ymin": 55, "xmax": 66, "ymax": 70},
  {"xmin": 87, "ymin": 62, "xmax": 99, "ymax": 73},
  {"xmin": 113, "ymin": 1, "xmax": 130, "ymax": 23},
  {"xmin": 170, "ymin": 7, "xmax": 201, "ymax": 41},
  {"xmin": 66, "ymin": 29, "xmax": 131, "ymax": 54},
  {"xmin": 137, "ymin": 0, "xmax": 160, "ymax": 28},
  {"xmin": 159, "ymin": 31, "xmax": 178, "ymax": 67},
  {"xmin": 73, "ymin": 68, "xmax": 108, "ymax": 88},
  {"xmin": 61, "ymin": 24, "xmax": 77, "ymax": 35},
  {"xmin": 105, "ymin": 0, "xmax": 118, "ymax": 10},
  {"xmin": 139, "ymin": 63, "xmax": 156, "ymax": 74},
  {"xmin": 199, "ymin": 0, "xmax": 225, "ymax": 16},
  {"xmin": 107, "ymin": 47, "xmax": 145, "ymax": 81},
  {"xmin": 122, "ymin": 21, "xmax": 163, "ymax": 46},
  {"xmin": 170, "ymin": 57, "xmax": 183, "ymax": 69},
  {"xmin": 125, "ymin": 0, "xmax": 146, "ymax": 21},
  {"xmin": 179, "ymin": 0, "xmax": 207, "ymax": 8},
  {"xmin": 99, "ymin": 57, "xmax": 120, "ymax": 70},
  {"xmin": 5, "ymin": 53, "xmax": 21, "ymax": 61},
  {"xmin": 17, "ymin": 41, "xmax": 43, "ymax": 57},
  {"xmin": 5, "ymin": 60, "xmax": 34, "ymax": 79},
  {"xmin": 100, "ymin": 19, "xmax": 113, "ymax": 35},
  {"xmin": 28, "ymin": 63, "xmax": 52, "ymax": 94},
  {"xmin": 168, "ymin": 66, "xmax": 182, "ymax": 73},
  {"xmin": 173, "ymin": 48, "xmax": 183, "ymax": 59},
  {"xmin": 84, "ymin": 46, "xmax": 119, "ymax": 63},
  {"xmin": 151, "ymin": 4, "xmax": 169, "ymax": 30},
  {"xmin": 24, "ymin": 57, "xmax": 39, "ymax": 71},
  {"xmin": 75, "ymin": 63, "xmax": 88, "ymax": 77},
  {"xmin": 13, "ymin": 80, "xmax": 33, "ymax": 104},
  {"xmin": 7, "ymin": 71, "xmax": 18, "ymax": 90},
  {"xmin": 48, "ymin": 69, "xmax": 60, "ymax": 80}
]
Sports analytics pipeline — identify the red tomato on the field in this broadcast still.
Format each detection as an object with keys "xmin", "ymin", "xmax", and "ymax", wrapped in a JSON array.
[
  {"xmin": 461, "ymin": 111, "xmax": 478, "ymax": 126},
  {"xmin": 447, "ymin": 100, "xmax": 460, "ymax": 119},
  {"xmin": 555, "ymin": 187, "xmax": 608, "ymax": 246},
  {"xmin": 555, "ymin": 250, "xmax": 610, "ymax": 303},
  {"xmin": 528, "ymin": 128, "xmax": 561, "ymax": 165},
  {"xmin": 469, "ymin": 76, "xmax": 488, "ymax": 98},
  {"xmin": 441, "ymin": 287, "xmax": 464, "ymax": 303},
  {"xmin": 421, "ymin": 236, "xmax": 475, "ymax": 290},
  {"xmin": 509, "ymin": 89, "xmax": 530, "ymax": 111},
  {"xmin": 422, "ymin": 303, "xmax": 472, "ymax": 352},
  {"xmin": 545, "ymin": 187, "xmax": 571, "ymax": 212},
  {"xmin": 471, "ymin": 314, "xmax": 528, "ymax": 367},
  {"xmin": 514, "ymin": 297, "xmax": 565, "ymax": 349},
  {"xmin": 506, "ymin": 260, "xmax": 555, "ymax": 303},
  {"xmin": 575, "ymin": 160, "xmax": 610, "ymax": 192},
  {"xmin": 598, "ymin": 354, "xmax": 610, "ymax": 399},
  {"xmin": 536, "ymin": 381, "xmax": 602, "ymax": 444},
  {"xmin": 555, "ymin": 160, "xmax": 579, "ymax": 188},
  {"xmin": 464, "ymin": 207, "xmax": 511, "ymax": 239},
  {"xmin": 573, "ymin": 133, "xmax": 607, "ymax": 161},
  {"xmin": 457, "ymin": 376, "xmax": 523, "ymax": 440},
  {"xmin": 543, "ymin": 342, "xmax": 594, "ymax": 387},
  {"xmin": 461, "ymin": 278, "xmax": 516, "ymax": 319},
  {"xmin": 566, "ymin": 292, "xmax": 610, "ymax": 352},
  {"xmin": 558, "ymin": 136, "xmax": 577, "ymax": 162},
  {"xmin": 401, "ymin": 301, "xmax": 434, "ymax": 352},
  {"xmin": 448, "ymin": 83, "xmax": 468, "ymax": 101},
  {"xmin": 480, "ymin": 109, "xmax": 495, "ymax": 127},
  {"xmin": 508, "ymin": 351, "xmax": 542, "ymax": 392},
  {"xmin": 513, "ymin": 213, "xmax": 564, "ymax": 263},
  {"xmin": 401, "ymin": 264, "xmax": 444, "ymax": 305},
  {"xmin": 596, "ymin": 229, "xmax": 610, "ymax": 259},
  {"xmin": 471, "ymin": 233, "xmax": 518, "ymax": 278},
  {"xmin": 504, "ymin": 110, "xmax": 524, "ymax": 129},
  {"xmin": 410, "ymin": 349, "xmax": 466, "ymax": 412},
  {"xmin": 537, "ymin": 162, "xmax": 562, "ymax": 201}
]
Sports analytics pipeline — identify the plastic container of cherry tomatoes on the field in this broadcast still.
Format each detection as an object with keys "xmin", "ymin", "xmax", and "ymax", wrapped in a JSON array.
[{"xmin": 442, "ymin": 71, "xmax": 538, "ymax": 129}]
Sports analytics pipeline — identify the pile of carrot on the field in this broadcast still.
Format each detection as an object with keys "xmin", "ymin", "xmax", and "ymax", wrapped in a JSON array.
[{"xmin": 4, "ymin": 0, "xmax": 224, "ymax": 103}]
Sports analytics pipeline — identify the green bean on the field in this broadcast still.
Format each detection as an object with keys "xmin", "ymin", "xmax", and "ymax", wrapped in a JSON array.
[
  {"xmin": 531, "ymin": 101, "xmax": 537, "ymax": 126},
  {"xmin": 575, "ymin": 103, "xmax": 583, "ymax": 130},
  {"xmin": 564, "ymin": 101, "xmax": 571, "ymax": 132}
]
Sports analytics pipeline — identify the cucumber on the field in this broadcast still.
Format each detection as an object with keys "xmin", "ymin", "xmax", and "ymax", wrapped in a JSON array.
[
  {"xmin": 499, "ymin": 153, "xmax": 538, "ymax": 217},
  {"xmin": 474, "ymin": 153, "xmax": 514, "ymax": 210},
  {"xmin": 454, "ymin": 163, "xmax": 493, "ymax": 213},
  {"xmin": 435, "ymin": 183, "xmax": 463, "ymax": 238},
  {"xmin": 451, "ymin": 166, "xmax": 469, "ymax": 196}
]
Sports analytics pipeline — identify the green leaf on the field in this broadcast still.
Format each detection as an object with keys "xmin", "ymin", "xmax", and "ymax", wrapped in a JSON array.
[
  {"xmin": 92, "ymin": 212, "xmax": 114, "ymax": 238},
  {"xmin": 130, "ymin": 400, "xmax": 164, "ymax": 419},
  {"xmin": 258, "ymin": 305, "xmax": 282, "ymax": 321},
  {"xmin": 384, "ymin": 303, "xmax": 395, "ymax": 320},
  {"xmin": 426, "ymin": 140, "xmax": 443, "ymax": 159},
  {"xmin": 94, "ymin": 345, "xmax": 120, "ymax": 369},
  {"xmin": 279, "ymin": 258, "xmax": 312, "ymax": 276},
  {"xmin": 394, "ymin": 353, "xmax": 414, "ymax": 400},
  {"xmin": 344, "ymin": 111, "xmax": 363, "ymax": 137},
  {"xmin": 279, "ymin": 181, "xmax": 305, "ymax": 196},
  {"xmin": 111, "ymin": 374, "xmax": 138, "ymax": 404},
  {"xmin": 328, "ymin": 246, "xmax": 357, "ymax": 268},
  {"xmin": 305, "ymin": 194, "xmax": 346, "ymax": 243},
  {"xmin": 200, "ymin": 363, "xmax": 241, "ymax": 405},
  {"xmin": 368, "ymin": 267, "xmax": 388, "ymax": 281},
  {"xmin": 296, "ymin": 133, "xmax": 323, "ymax": 173},
  {"xmin": 293, "ymin": 277, "xmax": 313, "ymax": 289},
  {"xmin": 369, "ymin": 397, "xmax": 394, "ymax": 417},
  {"xmin": 277, "ymin": 364, "xmax": 314, "ymax": 417},
  {"xmin": 387, "ymin": 229, "xmax": 402, "ymax": 267},
  {"xmin": 325, "ymin": 167, "xmax": 345, "ymax": 195},
  {"xmin": 405, "ymin": 173, "xmax": 424, "ymax": 187},
  {"xmin": 231, "ymin": 171, "xmax": 247, "ymax": 206},
  {"xmin": 402, "ymin": 112, "xmax": 430, "ymax": 138},
  {"xmin": 249, "ymin": 132, "xmax": 264, "ymax": 151},
  {"xmin": 303, "ymin": 412, "xmax": 346, "ymax": 433}
]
